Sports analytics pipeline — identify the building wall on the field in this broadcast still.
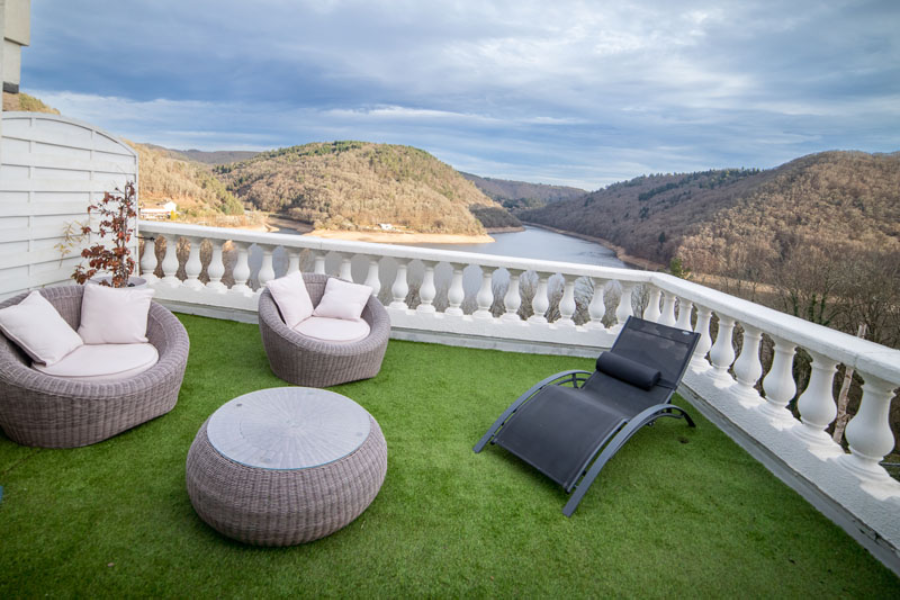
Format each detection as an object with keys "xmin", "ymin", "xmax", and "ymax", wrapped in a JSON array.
[{"xmin": 2, "ymin": 0, "xmax": 28, "ymax": 93}]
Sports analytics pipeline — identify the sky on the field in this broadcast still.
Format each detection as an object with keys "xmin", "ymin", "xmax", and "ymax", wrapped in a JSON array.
[{"xmin": 20, "ymin": 0, "xmax": 900, "ymax": 190}]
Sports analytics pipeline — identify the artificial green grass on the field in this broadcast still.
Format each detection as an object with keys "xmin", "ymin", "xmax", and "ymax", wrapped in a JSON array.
[{"xmin": 1, "ymin": 314, "xmax": 897, "ymax": 598}]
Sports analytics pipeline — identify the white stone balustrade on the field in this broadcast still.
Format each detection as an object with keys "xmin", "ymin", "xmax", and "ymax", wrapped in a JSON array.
[
  {"xmin": 732, "ymin": 324, "xmax": 764, "ymax": 406},
  {"xmin": 709, "ymin": 315, "xmax": 737, "ymax": 381},
  {"xmin": 137, "ymin": 220, "xmax": 900, "ymax": 571}
]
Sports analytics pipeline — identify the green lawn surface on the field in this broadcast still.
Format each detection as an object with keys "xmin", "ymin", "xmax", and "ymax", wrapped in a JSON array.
[{"xmin": 1, "ymin": 314, "xmax": 897, "ymax": 597}]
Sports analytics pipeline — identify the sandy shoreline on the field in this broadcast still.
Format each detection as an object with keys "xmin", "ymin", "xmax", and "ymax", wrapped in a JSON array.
[{"xmin": 305, "ymin": 229, "xmax": 496, "ymax": 244}]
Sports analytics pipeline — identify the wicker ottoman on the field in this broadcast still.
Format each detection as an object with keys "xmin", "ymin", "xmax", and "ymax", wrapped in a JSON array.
[{"xmin": 185, "ymin": 387, "xmax": 387, "ymax": 546}]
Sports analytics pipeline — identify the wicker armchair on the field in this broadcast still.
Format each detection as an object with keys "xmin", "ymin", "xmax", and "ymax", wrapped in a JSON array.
[
  {"xmin": 0, "ymin": 286, "xmax": 190, "ymax": 448},
  {"xmin": 258, "ymin": 273, "xmax": 390, "ymax": 388}
]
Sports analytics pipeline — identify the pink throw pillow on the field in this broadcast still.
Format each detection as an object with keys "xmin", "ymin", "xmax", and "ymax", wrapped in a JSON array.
[
  {"xmin": 313, "ymin": 278, "xmax": 373, "ymax": 321},
  {"xmin": 0, "ymin": 290, "xmax": 84, "ymax": 365},
  {"xmin": 78, "ymin": 284, "xmax": 155, "ymax": 344},
  {"xmin": 265, "ymin": 271, "xmax": 314, "ymax": 328}
]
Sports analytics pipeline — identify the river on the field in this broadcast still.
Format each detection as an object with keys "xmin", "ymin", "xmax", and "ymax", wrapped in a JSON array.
[{"xmin": 411, "ymin": 225, "xmax": 625, "ymax": 268}]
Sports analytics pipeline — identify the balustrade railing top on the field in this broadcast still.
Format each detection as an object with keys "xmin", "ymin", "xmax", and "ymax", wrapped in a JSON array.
[{"xmin": 139, "ymin": 221, "xmax": 649, "ymax": 281}]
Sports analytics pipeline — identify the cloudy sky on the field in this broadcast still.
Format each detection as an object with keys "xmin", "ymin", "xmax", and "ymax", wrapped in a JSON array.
[{"xmin": 21, "ymin": 0, "xmax": 900, "ymax": 190}]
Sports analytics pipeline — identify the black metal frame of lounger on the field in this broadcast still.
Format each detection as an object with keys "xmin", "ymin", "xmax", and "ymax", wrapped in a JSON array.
[{"xmin": 474, "ymin": 317, "xmax": 699, "ymax": 517}]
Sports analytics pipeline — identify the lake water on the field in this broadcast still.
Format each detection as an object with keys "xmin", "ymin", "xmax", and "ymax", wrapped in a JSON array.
[
  {"xmin": 412, "ymin": 225, "xmax": 625, "ymax": 268},
  {"xmin": 274, "ymin": 224, "xmax": 625, "ymax": 269}
]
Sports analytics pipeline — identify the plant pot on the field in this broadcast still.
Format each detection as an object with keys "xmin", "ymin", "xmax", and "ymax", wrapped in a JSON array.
[{"xmin": 87, "ymin": 276, "xmax": 148, "ymax": 289}]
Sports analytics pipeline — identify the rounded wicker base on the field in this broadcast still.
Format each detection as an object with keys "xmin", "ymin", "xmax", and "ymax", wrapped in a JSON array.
[{"xmin": 186, "ymin": 403, "xmax": 387, "ymax": 546}]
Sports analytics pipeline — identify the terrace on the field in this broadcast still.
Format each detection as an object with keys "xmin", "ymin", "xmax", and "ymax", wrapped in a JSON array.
[{"xmin": 1, "ymin": 114, "xmax": 899, "ymax": 596}]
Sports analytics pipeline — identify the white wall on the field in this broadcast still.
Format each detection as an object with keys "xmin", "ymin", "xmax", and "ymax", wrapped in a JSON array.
[{"xmin": 0, "ymin": 112, "xmax": 139, "ymax": 300}]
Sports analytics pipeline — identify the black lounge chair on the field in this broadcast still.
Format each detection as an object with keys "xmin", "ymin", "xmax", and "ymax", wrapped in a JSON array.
[{"xmin": 474, "ymin": 317, "xmax": 700, "ymax": 516}]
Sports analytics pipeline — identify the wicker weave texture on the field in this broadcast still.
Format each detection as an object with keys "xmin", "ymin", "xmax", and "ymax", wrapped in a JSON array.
[
  {"xmin": 0, "ymin": 286, "xmax": 190, "ymax": 448},
  {"xmin": 258, "ymin": 273, "xmax": 390, "ymax": 388},
  {"xmin": 185, "ymin": 414, "xmax": 388, "ymax": 546}
]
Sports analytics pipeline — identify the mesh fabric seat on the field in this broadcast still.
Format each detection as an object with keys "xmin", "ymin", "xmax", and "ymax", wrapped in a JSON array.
[{"xmin": 474, "ymin": 317, "xmax": 699, "ymax": 516}]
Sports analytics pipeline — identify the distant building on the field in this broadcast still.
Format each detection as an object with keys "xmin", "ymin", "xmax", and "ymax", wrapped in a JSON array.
[{"xmin": 140, "ymin": 201, "xmax": 178, "ymax": 220}]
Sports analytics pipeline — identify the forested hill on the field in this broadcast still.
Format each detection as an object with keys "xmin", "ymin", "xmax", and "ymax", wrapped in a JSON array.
[
  {"xmin": 215, "ymin": 142, "xmax": 515, "ymax": 234},
  {"xmin": 520, "ymin": 151, "xmax": 900, "ymax": 273},
  {"xmin": 164, "ymin": 148, "xmax": 260, "ymax": 165},
  {"xmin": 461, "ymin": 172, "xmax": 587, "ymax": 208},
  {"xmin": 129, "ymin": 142, "xmax": 244, "ymax": 216}
]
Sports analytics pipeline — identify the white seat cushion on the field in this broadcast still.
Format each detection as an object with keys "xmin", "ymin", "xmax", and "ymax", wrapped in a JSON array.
[
  {"xmin": 293, "ymin": 316, "xmax": 371, "ymax": 344},
  {"xmin": 33, "ymin": 343, "xmax": 159, "ymax": 381}
]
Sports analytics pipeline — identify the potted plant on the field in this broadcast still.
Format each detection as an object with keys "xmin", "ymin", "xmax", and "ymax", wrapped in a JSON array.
[{"xmin": 71, "ymin": 182, "xmax": 145, "ymax": 288}]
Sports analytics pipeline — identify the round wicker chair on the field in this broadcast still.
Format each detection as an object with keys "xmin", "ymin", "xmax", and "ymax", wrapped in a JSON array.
[
  {"xmin": 258, "ymin": 273, "xmax": 390, "ymax": 388},
  {"xmin": 0, "ymin": 286, "xmax": 190, "ymax": 448}
]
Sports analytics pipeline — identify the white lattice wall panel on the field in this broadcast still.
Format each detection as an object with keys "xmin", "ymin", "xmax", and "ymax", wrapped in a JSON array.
[{"xmin": 0, "ymin": 112, "xmax": 138, "ymax": 300}]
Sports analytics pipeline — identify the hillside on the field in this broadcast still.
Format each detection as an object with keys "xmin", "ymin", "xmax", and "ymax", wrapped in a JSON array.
[
  {"xmin": 128, "ymin": 142, "xmax": 244, "ymax": 216},
  {"xmin": 521, "ymin": 151, "xmax": 900, "ymax": 268},
  {"xmin": 2, "ymin": 92, "xmax": 60, "ymax": 114},
  {"xmin": 164, "ymin": 148, "xmax": 260, "ymax": 165},
  {"xmin": 215, "ymin": 142, "xmax": 513, "ymax": 234},
  {"xmin": 461, "ymin": 172, "xmax": 586, "ymax": 209}
]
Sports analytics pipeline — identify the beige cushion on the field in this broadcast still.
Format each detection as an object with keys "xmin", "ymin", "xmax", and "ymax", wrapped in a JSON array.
[
  {"xmin": 266, "ymin": 271, "xmax": 314, "ymax": 328},
  {"xmin": 294, "ymin": 316, "xmax": 371, "ymax": 343},
  {"xmin": 33, "ymin": 342, "xmax": 159, "ymax": 381},
  {"xmin": 0, "ymin": 290, "xmax": 84, "ymax": 365},
  {"xmin": 78, "ymin": 283, "xmax": 155, "ymax": 344},
  {"xmin": 313, "ymin": 278, "xmax": 373, "ymax": 321}
]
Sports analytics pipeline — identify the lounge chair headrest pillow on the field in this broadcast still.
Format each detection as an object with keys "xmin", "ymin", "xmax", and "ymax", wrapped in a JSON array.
[{"xmin": 596, "ymin": 352, "xmax": 661, "ymax": 390}]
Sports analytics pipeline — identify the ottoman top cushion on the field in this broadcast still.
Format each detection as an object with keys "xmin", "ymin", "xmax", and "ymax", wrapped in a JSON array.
[{"xmin": 207, "ymin": 387, "xmax": 371, "ymax": 470}]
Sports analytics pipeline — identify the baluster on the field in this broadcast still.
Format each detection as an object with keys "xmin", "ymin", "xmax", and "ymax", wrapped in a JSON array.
[
  {"xmin": 675, "ymin": 299, "xmax": 693, "ymax": 331},
  {"xmin": 709, "ymin": 314, "xmax": 736, "ymax": 382},
  {"xmin": 691, "ymin": 305, "xmax": 714, "ymax": 370},
  {"xmin": 615, "ymin": 282, "xmax": 635, "ymax": 325},
  {"xmin": 286, "ymin": 250, "xmax": 301, "ymax": 275},
  {"xmin": 314, "ymin": 253, "xmax": 326, "ymax": 275},
  {"xmin": 643, "ymin": 287, "xmax": 662, "ymax": 322},
  {"xmin": 257, "ymin": 244, "xmax": 276, "ymax": 288},
  {"xmin": 364, "ymin": 258, "xmax": 381, "ymax": 296},
  {"xmin": 732, "ymin": 325, "xmax": 763, "ymax": 406},
  {"xmin": 390, "ymin": 260, "xmax": 409, "ymax": 310},
  {"xmin": 473, "ymin": 267, "xmax": 495, "ymax": 319},
  {"xmin": 445, "ymin": 264, "xmax": 465, "ymax": 316},
  {"xmin": 230, "ymin": 242, "xmax": 253, "ymax": 295},
  {"xmin": 160, "ymin": 234, "xmax": 180, "ymax": 287},
  {"xmin": 528, "ymin": 273, "xmax": 550, "ymax": 324},
  {"xmin": 759, "ymin": 337, "xmax": 797, "ymax": 425},
  {"xmin": 793, "ymin": 351, "xmax": 840, "ymax": 449},
  {"xmin": 183, "ymin": 237, "xmax": 204, "ymax": 290},
  {"xmin": 556, "ymin": 276, "xmax": 576, "ymax": 327},
  {"xmin": 206, "ymin": 240, "xmax": 227, "ymax": 293},
  {"xmin": 586, "ymin": 278, "xmax": 606, "ymax": 329},
  {"xmin": 840, "ymin": 373, "xmax": 898, "ymax": 481},
  {"xmin": 417, "ymin": 261, "xmax": 437, "ymax": 314},
  {"xmin": 502, "ymin": 269, "xmax": 523, "ymax": 322},
  {"xmin": 139, "ymin": 236, "xmax": 158, "ymax": 283},
  {"xmin": 338, "ymin": 254, "xmax": 353, "ymax": 281},
  {"xmin": 659, "ymin": 292, "xmax": 677, "ymax": 327}
]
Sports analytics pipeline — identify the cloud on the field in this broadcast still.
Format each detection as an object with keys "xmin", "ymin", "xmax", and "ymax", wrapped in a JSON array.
[{"xmin": 21, "ymin": 0, "xmax": 900, "ymax": 189}]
